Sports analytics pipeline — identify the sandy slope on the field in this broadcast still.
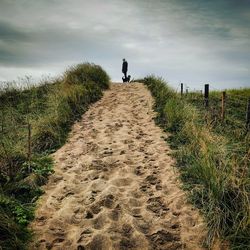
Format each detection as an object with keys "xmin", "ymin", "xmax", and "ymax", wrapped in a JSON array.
[{"xmin": 30, "ymin": 83, "xmax": 209, "ymax": 250}]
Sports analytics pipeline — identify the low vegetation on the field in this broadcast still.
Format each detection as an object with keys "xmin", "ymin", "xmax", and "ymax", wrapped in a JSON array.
[
  {"xmin": 141, "ymin": 76, "xmax": 249, "ymax": 249},
  {"xmin": 0, "ymin": 63, "xmax": 110, "ymax": 249}
]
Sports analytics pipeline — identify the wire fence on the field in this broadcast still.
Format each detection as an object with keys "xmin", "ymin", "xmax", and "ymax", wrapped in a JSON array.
[{"xmin": 179, "ymin": 83, "xmax": 250, "ymax": 131}]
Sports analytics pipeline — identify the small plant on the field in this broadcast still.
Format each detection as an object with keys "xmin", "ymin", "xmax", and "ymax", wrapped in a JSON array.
[
  {"xmin": 0, "ymin": 195, "xmax": 33, "ymax": 226},
  {"xmin": 23, "ymin": 156, "xmax": 54, "ymax": 177}
]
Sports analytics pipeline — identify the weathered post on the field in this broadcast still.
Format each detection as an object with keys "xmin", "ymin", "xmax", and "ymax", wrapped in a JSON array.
[
  {"xmin": 204, "ymin": 84, "xmax": 209, "ymax": 108},
  {"xmin": 181, "ymin": 83, "xmax": 183, "ymax": 97},
  {"xmin": 27, "ymin": 123, "xmax": 31, "ymax": 161},
  {"xmin": 221, "ymin": 91, "xmax": 226, "ymax": 121},
  {"xmin": 1, "ymin": 108, "xmax": 3, "ymax": 133},
  {"xmin": 246, "ymin": 98, "xmax": 250, "ymax": 131}
]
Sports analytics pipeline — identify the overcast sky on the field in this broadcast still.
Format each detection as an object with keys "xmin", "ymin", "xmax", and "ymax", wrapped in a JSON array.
[{"xmin": 0, "ymin": 0, "xmax": 250, "ymax": 90}]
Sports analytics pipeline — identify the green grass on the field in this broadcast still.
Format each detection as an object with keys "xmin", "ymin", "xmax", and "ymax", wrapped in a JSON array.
[
  {"xmin": 141, "ymin": 76, "xmax": 249, "ymax": 249},
  {"xmin": 184, "ymin": 88, "xmax": 250, "ymax": 143},
  {"xmin": 0, "ymin": 62, "xmax": 110, "ymax": 249}
]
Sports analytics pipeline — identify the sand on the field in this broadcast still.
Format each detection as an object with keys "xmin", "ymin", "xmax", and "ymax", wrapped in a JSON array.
[{"xmin": 30, "ymin": 83, "xmax": 210, "ymax": 250}]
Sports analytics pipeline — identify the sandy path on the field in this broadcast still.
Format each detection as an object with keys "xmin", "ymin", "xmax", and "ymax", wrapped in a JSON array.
[{"xmin": 30, "ymin": 83, "xmax": 207, "ymax": 250}]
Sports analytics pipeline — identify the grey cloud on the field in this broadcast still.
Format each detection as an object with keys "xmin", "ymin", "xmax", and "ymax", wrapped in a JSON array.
[
  {"xmin": 0, "ymin": 22, "xmax": 126, "ymax": 67},
  {"xmin": 0, "ymin": 0, "xmax": 249, "ymax": 89},
  {"xmin": 0, "ymin": 20, "xmax": 29, "ymax": 42}
]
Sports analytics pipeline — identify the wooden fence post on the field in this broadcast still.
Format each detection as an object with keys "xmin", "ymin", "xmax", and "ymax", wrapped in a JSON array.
[
  {"xmin": 181, "ymin": 83, "xmax": 183, "ymax": 97},
  {"xmin": 221, "ymin": 91, "xmax": 226, "ymax": 121},
  {"xmin": 27, "ymin": 123, "xmax": 32, "ymax": 161},
  {"xmin": 1, "ymin": 108, "xmax": 3, "ymax": 133},
  {"xmin": 246, "ymin": 98, "xmax": 250, "ymax": 131},
  {"xmin": 204, "ymin": 84, "xmax": 209, "ymax": 108}
]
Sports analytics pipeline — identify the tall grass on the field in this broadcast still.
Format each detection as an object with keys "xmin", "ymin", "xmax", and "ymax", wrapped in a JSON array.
[
  {"xmin": 0, "ymin": 63, "xmax": 110, "ymax": 249},
  {"xmin": 142, "ymin": 76, "xmax": 249, "ymax": 249}
]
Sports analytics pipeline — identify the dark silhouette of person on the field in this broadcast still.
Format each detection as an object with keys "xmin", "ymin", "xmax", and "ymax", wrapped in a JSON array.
[{"xmin": 122, "ymin": 59, "xmax": 128, "ymax": 79}]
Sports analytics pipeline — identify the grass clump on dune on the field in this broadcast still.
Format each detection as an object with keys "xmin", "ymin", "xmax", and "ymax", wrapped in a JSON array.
[
  {"xmin": 0, "ymin": 63, "xmax": 110, "ymax": 249},
  {"xmin": 64, "ymin": 63, "xmax": 110, "ymax": 89},
  {"xmin": 142, "ymin": 76, "xmax": 249, "ymax": 250}
]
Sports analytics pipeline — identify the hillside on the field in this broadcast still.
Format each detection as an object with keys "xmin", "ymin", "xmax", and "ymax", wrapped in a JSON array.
[
  {"xmin": 142, "ymin": 76, "xmax": 249, "ymax": 250},
  {"xmin": 0, "ymin": 63, "xmax": 110, "ymax": 249}
]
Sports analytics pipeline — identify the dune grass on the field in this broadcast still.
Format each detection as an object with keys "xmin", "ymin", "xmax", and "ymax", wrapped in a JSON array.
[
  {"xmin": 0, "ymin": 63, "xmax": 110, "ymax": 249},
  {"xmin": 141, "ymin": 76, "xmax": 249, "ymax": 249}
]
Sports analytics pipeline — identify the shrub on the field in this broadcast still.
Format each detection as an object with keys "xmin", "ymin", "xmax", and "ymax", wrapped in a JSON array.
[{"xmin": 64, "ymin": 63, "xmax": 110, "ymax": 89}]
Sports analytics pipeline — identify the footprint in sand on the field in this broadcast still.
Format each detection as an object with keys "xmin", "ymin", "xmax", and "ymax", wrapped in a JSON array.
[
  {"xmin": 134, "ymin": 166, "xmax": 144, "ymax": 176},
  {"xmin": 109, "ymin": 204, "xmax": 122, "ymax": 221},
  {"xmin": 93, "ymin": 213, "xmax": 108, "ymax": 230},
  {"xmin": 111, "ymin": 177, "xmax": 133, "ymax": 187},
  {"xmin": 148, "ymin": 230, "xmax": 183, "ymax": 250},
  {"xmin": 146, "ymin": 196, "xmax": 169, "ymax": 215},
  {"xmin": 77, "ymin": 228, "xmax": 93, "ymax": 245}
]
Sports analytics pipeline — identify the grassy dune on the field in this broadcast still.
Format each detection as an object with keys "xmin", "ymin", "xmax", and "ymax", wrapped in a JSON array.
[
  {"xmin": 142, "ymin": 76, "xmax": 249, "ymax": 249},
  {"xmin": 0, "ymin": 63, "xmax": 110, "ymax": 249}
]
